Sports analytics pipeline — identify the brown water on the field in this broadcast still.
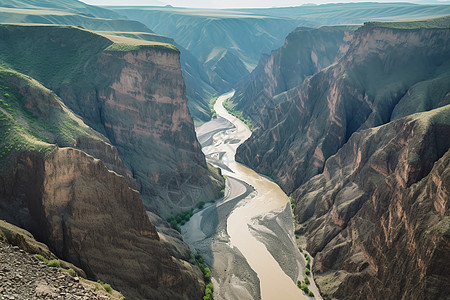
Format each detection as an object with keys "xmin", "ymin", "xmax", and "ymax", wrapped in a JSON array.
[{"xmin": 205, "ymin": 92, "xmax": 308, "ymax": 300}]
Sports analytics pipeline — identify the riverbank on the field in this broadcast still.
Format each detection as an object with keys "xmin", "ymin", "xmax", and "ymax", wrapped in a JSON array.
[{"xmin": 183, "ymin": 91, "xmax": 314, "ymax": 299}]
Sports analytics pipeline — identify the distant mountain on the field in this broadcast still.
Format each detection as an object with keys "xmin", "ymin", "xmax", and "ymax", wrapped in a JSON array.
[
  {"xmin": 111, "ymin": 7, "xmax": 301, "ymax": 92},
  {"xmin": 239, "ymin": 2, "xmax": 450, "ymax": 25},
  {"xmin": 111, "ymin": 3, "xmax": 450, "ymax": 124},
  {"xmin": 0, "ymin": 0, "xmax": 152, "ymax": 32}
]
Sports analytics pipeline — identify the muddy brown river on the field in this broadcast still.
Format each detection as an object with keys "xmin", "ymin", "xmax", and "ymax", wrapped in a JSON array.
[{"xmin": 184, "ymin": 91, "xmax": 320, "ymax": 299}]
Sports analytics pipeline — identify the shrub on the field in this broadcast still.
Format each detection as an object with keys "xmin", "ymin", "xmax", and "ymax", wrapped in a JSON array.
[
  {"xmin": 297, "ymin": 280, "xmax": 301, "ymax": 288},
  {"xmin": 67, "ymin": 268, "xmax": 76, "ymax": 276},
  {"xmin": 308, "ymin": 291, "xmax": 314, "ymax": 297},
  {"xmin": 304, "ymin": 276, "xmax": 310, "ymax": 285},
  {"xmin": 194, "ymin": 254, "xmax": 204, "ymax": 264},
  {"xmin": 295, "ymin": 235, "xmax": 300, "ymax": 239},
  {"xmin": 33, "ymin": 254, "xmax": 46, "ymax": 262},
  {"xmin": 197, "ymin": 201, "xmax": 206, "ymax": 209},
  {"xmin": 97, "ymin": 280, "xmax": 112, "ymax": 293},
  {"xmin": 305, "ymin": 268, "xmax": 310, "ymax": 275},
  {"xmin": 204, "ymin": 267, "xmax": 211, "ymax": 281},
  {"xmin": 204, "ymin": 282, "xmax": 214, "ymax": 300},
  {"xmin": 103, "ymin": 283, "xmax": 112, "ymax": 293},
  {"xmin": 47, "ymin": 259, "xmax": 60, "ymax": 268},
  {"xmin": 170, "ymin": 220, "xmax": 181, "ymax": 233}
]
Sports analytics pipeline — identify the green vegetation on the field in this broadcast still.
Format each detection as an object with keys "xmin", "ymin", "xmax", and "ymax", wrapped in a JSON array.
[
  {"xmin": 0, "ymin": 67, "xmax": 104, "ymax": 167},
  {"xmin": 97, "ymin": 280, "xmax": 113, "ymax": 293},
  {"xmin": 192, "ymin": 254, "xmax": 214, "ymax": 299},
  {"xmin": 197, "ymin": 201, "xmax": 206, "ymax": 209},
  {"xmin": 297, "ymin": 280, "xmax": 314, "ymax": 297},
  {"xmin": 33, "ymin": 254, "xmax": 46, "ymax": 262},
  {"xmin": 167, "ymin": 209, "xmax": 194, "ymax": 232},
  {"xmin": 296, "ymin": 252, "xmax": 313, "ymax": 295},
  {"xmin": 290, "ymin": 194, "xmax": 295, "ymax": 210},
  {"xmin": 66, "ymin": 268, "xmax": 76, "ymax": 276},
  {"xmin": 366, "ymin": 15, "xmax": 450, "ymax": 30},
  {"xmin": 204, "ymin": 282, "xmax": 214, "ymax": 300},
  {"xmin": 304, "ymin": 253, "xmax": 311, "ymax": 270},
  {"xmin": 209, "ymin": 96, "xmax": 218, "ymax": 118},
  {"xmin": 47, "ymin": 259, "xmax": 61, "ymax": 268},
  {"xmin": 223, "ymin": 98, "xmax": 253, "ymax": 131}
]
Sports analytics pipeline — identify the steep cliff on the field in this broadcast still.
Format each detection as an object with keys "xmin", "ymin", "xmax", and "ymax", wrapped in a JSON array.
[
  {"xmin": 230, "ymin": 25, "xmax": 357, "ymax": 128},
  {"xmin": 0, "ymin": 67, "xmax": 204, "ymax": 299},
  {"xmin": 0, "ymin": 24, "xmax": 223, "ymax": 217},
  {"xmin": 236, "ymin": 17, "xmax": 450, "ymax": 193},
  {"xmin": 233, "ymin": 16, "xmax": 450, "ymax": 299},
  {"xmin": 294, "ymin": 105, "xmax": 450, "ymax": 299}
]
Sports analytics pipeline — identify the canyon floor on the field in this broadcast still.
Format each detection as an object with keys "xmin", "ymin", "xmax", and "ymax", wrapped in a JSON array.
[{"xmin": 183, "ymin": 92, "xmax": 321, "ymax": 299}]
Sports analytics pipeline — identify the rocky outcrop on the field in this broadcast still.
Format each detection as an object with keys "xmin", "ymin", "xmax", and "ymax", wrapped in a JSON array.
[
  {"xmin": 294, "ymin": 106, "xmax": 450, "ymax": 299},
  {"xmin": 0, "ymin": 240, "xmax": 122, "ymax": 300},
  {"xmin": 230, "ymin": 25, "xmax": 356, "ymax": 127},
  {"xmin": 236, "ymin": 20, "xmax": 450, "ymax": 193},
  {"xmin": 0, "ymin": 24, "xmax": 223, "ymax": 217}
]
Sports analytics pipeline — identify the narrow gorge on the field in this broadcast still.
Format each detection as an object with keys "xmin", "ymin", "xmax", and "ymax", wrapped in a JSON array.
[{"xmin": 0, "ymin": 1, "xmax": 449, "ymax": 300}]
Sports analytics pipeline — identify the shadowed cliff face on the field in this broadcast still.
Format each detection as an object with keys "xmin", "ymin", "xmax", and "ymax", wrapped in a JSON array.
[
  {"xmin": 231, "ymin": 26, "xmax": 357, "ymax": 128},
  {"xmin": 94, "ymin": 48, "xmax": 222, "ymax": 215},
  {"xmin": 0, "ymin": 24, "xmax": 223, "ymax": 217},
  {"xmin": 294, "ymin": 106, "xmax": 450, "ymax": 299},
  {"xmin": 1, "ymin": 149, "xmax": 204, "ymax": 300},
  {"xmin": 0, "ymin": 68, "xmax": 204, "ymax": 300},
  {"xmin": 236, "ymin": 24, "xmax": 450, "ymax": 193}
]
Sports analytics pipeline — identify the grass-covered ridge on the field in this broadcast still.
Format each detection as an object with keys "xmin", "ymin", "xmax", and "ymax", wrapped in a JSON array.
[
  {"xmin": 0, "ymin": 66, "xmax": 102, "ymax": 165},
  {"xmin": 0, "ymin": 24, "xmax": 178, "ymax": 91},
  {"xmin": 366, "ymin": 15, "xmax": 450, "ymax": 29},
  {"xmin": 103, "ymin": 34, "xmax": 178, "ymax": 53}
]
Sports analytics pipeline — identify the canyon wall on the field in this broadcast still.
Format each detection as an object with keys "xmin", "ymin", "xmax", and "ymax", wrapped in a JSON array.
[
  {"xmin": 0, "ymin": 24, "xmax": 223, "ymax": 217},
  {"xmin": 0, "ymin": 67, "xmax": 204, "ymax": 299},
  {"xmin": 233, "ymin": 17, "xmax": 450, "ymax": 298},
  {"xmin": 295, "ymin": 106, "xmax": 450, "ymax": 299},
  {"xmin": 231, "ymin": 25, "xmax": 356, "ymax": 128},
  {"xmin": 236, "ymin": 21, "xmax": 450, "ymax": 193}
]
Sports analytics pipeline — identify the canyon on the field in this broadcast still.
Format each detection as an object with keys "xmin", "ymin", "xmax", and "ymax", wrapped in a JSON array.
[{"xmin": 0, "ymin": 1, "xmax": 449, "ymax": 299}]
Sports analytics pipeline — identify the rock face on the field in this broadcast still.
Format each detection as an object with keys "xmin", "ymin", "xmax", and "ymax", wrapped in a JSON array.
[
  {"xmin": 114, "ymin": 7, "xmax": 300, "ymax": 92},
  {"xmin": 236, "ymin": 21, "xmax": 450, "ymax": 193},
  {"xmin": 0, "ymin": 68, "xmax": 204, "ymax": 299},
  {"xmin": 0, "ymin": 24, "xmax": 223, "ymax": 217},
  {"xmin": 295, "ymin": 106, "xmax": 450, "ymax": 299},
  {"xmin": 231, "ymin": 25, "xmax": 356, "ymax": 127},
  {"xmin": 233, "ymin": 17, "xmax": 450, "ymax": 299}
]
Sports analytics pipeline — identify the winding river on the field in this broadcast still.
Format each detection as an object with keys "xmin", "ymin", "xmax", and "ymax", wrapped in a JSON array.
[{"xmin": 183, "ymin": 91, "xmax": 320, "ymax": 299}]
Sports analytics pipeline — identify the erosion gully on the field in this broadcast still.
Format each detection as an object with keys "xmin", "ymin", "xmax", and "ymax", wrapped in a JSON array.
[{"xmin": 183, "ymin": 91, "xmax": 320, "ymax": 300}]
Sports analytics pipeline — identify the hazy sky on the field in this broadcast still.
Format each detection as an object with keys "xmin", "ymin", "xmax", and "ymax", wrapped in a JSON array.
[{"xmin": 82, "ymin": 0, "xmax": 450, "ymax": 8}]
